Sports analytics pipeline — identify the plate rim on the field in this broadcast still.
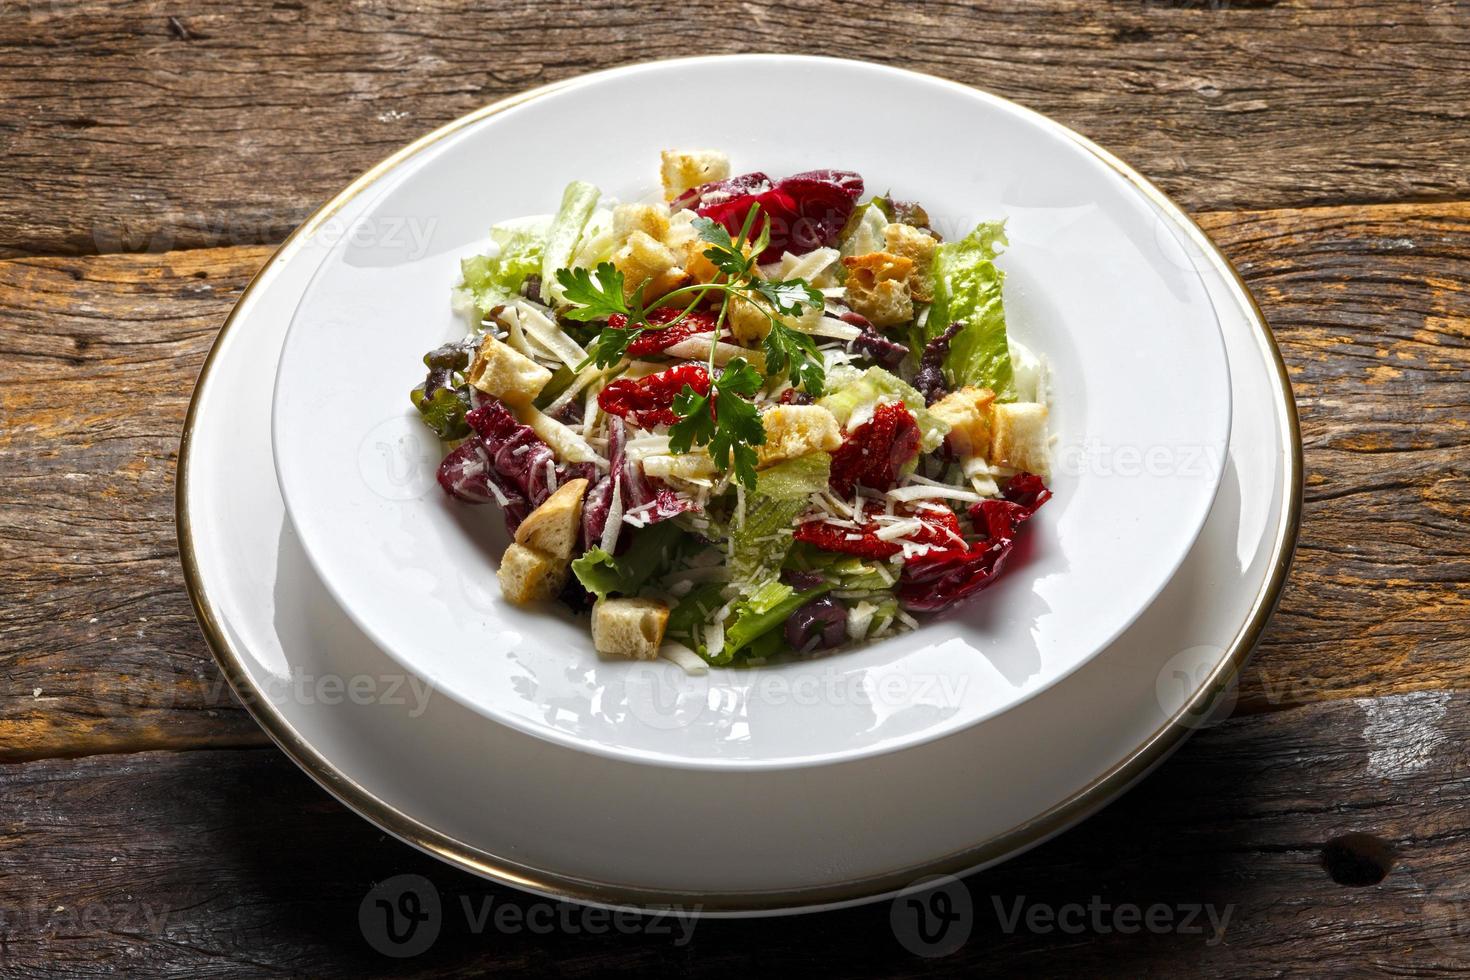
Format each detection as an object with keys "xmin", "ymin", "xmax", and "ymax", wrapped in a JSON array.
[
  {"xmin": 265, "ymin": 54, "xmax": 1236, "ymax": 768},
  {"xmin": 177, "ymin": 54, "xmax": 1301, "ymax": 914}
]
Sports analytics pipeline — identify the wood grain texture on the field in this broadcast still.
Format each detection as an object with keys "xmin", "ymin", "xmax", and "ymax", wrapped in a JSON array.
[
  {"xmin": 1, "ymin": 202, "xmax": 1466, "ymax": 759},
  {"xmin": 1, "ymin": 689, "xmax": 1466, "ymax": 975},
  {"xmin": 0, "ymin": 246, "xmax": 274, "ymax": 759},
  {"xmin": 3, "ymin": 0, "xmax": 1468, "ymax": 257}
]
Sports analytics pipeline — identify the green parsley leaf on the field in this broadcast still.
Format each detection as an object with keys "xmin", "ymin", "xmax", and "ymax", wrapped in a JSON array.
[
  {"xmin": 667, "ymin": 358, "xmax": 767, "ymax": 489},
  {"xmin": 753, "ymin": 278, "xmax": 823, "ymax": 317},
  {"xmin": 556, "ymin": 263, "xmax": 630, "ymax": 321},
  {"xmin": 762, "ymin": 320, "xmax": 826, "ymax": 396},
  {"xmin": 668, "ymin": 385, "xmax": 715, "ymax": 455}
]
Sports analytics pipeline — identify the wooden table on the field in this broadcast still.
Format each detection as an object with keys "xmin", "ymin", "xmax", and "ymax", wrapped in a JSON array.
[{"xmin": 3, "ymin": 1, "xmax": 1467, "ymax": 973}]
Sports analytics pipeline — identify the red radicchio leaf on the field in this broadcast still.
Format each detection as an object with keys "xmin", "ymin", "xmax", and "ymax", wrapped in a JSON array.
[
  {"xmin": 681, "ymin": 169, "xmax": 864, "ymax": 263},
  {"xmin": 897, "ymin": 473, "xmax": 1052, "ymax": 612},
  {"xmin": 439, "ymin": 398, "xmax": 591, "ymax": 533},
  {"xmin": 584, "ymin": 417, "xmax": 696, "ymax": 555}
]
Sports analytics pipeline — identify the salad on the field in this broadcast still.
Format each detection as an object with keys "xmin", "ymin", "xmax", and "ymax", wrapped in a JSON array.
[{"xmin": 411, "ymin": 150, "xmax": 1052, "ymax": 670}]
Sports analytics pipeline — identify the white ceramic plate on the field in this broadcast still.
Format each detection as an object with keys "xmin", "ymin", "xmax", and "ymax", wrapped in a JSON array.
[
  {"xmin": 178, "ymin": 75, "xmax": 1296, "ymax": 908},
  {"xmin": 271, "ymin": 56, "xmax": 1232, "ymax": 767}
]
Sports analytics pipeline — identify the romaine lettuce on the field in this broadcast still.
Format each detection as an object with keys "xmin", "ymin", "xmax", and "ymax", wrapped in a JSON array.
[
  {"xmin": 541, "ymin": 180, "xmax": 601, "ymax": 304},
  {"xmin": 571, "ymin": 520, "xmax": 685, "ymax": 600},
  {"xmin": 458, "ymin": 215, "xmax": 551, "ymax": 318},
  {"xmin": 729, "ymin": 453, "xmax": 831, "ymax": 592},
  {"xmin": 927, "ymin": 221, "xmax": 1015, "ymax": 400},
  {"xmin": 721, "ymin": 579, "xmax": 830, "ymax": 664}
]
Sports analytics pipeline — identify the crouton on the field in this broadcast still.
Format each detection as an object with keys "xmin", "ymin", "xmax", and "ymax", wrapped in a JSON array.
[
  {"xmin": 659, "ymin": 149, "xmax": 731, "ymax": 201},
  {"xmin": 991, "ymin": 402, "xmax": 1050, "ymax": 475},
  {"xmin": 513, "ymin": 478, "xmax": 588, "ymax": 559},
  {"xmin": 467, "ymin": 334, "xmax": 553, "ymax": 406},
  {"xmin": 755, "ymin": 404, "xmax": 843, "ymax": 469},
  {"xmin": 684, "ymin": 235, "xmax": 756, "ymax": 285},
  {"xmin": 883, "ymin": 224, "xmax": 938, "ymax": 302},
  {"xmin": 592, "ymin": 597, "xmax": 670, "ymax": 660},
  {"xmin": 929, "ymin": 386, "xmax": 997, "ymax": 459},
  {"xmin": 497, "ymin": 542, "xmax": 568, "ymax": 606},
  {"xmin": 842, "ymin": 251, "xmax": 915, "ymax": 327},
  {"xmin": 612, "ymin": 231, "xmax": 685, "ymax": 299},
  {"xmin": 612, "ymin": 203, "xmax": 671, "ymax": 243}
]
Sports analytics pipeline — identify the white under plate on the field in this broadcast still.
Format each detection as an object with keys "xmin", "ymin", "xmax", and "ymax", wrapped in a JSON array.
[
  {"xmin": 179, "ymin": 58, "xmax": 1298, "ymax": 914},
  {"xmin": 270, "ymin": 56, "xmax": 1232, "ymax": 767}
]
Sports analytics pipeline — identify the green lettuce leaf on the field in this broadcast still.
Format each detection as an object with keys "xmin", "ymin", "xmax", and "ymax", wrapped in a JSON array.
[
  {"xmin": 816, "ymin": 366, "xmax": 950, "ymax": 452},
  {"xmin": 458, "ymin": 215, "xmax": 551, "ymax": 317},
  {"xmin": 570, "ymin": 521, "xmax": 685, "ymax": 600},
  {"xmin": 729, "ymin": 453, "xmax": 831, "ymax": 592},
  {"xmin": 541, "ymin": 180, "xmax": 601, "ymax": 304},
  {"xmin": 927, "ymin": 220, "xmax": 1014, "ymax": 400},
  {"xmin": 722, "ymin": 579, "xmax": 830, "ymax": 665},
  {"xmin": 665, "ymin": 582, "xmax": 727, "ymax": 657}
]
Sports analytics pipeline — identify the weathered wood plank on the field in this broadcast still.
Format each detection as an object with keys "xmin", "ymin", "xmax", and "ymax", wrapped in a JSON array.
[
  {"xmin": 3, "ymin": 0, "xmax": 1468, "ymax": 257},
  {"xmin": 0, "ymin": 690, "xmax": 1464, "ymax": 975},
  {"xmin": 1193, "ymin": 205, "xmax": 1470, "ymax": 713},
  {"xmin": 1, "ymin": 202, "xmax": 1467, "ymax": 759}
]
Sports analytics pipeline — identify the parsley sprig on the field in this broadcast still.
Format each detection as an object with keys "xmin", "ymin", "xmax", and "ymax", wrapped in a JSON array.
[
  {"xmin": 668, "ymin": 358, "xmax": 766, "ymax": 489},
  {"xmin": 554, "ymin": 203, "xmax": 828, "ymax": 488}
]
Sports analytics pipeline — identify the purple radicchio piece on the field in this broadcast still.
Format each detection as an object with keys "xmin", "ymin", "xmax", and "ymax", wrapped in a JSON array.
[
  {"xmin": 583, "ymin": 417, "xmax": 696, "ymax": 554},
  {"xmin": 436, "ymin": 439, "xmax": 528, "ymax": 527},
  {"xmin": 914, "ymin": 320, "xmax": 965, "ymax": 406},
  {"xmin": 436, "ymin": 398, "xmax": 590, "ymax": 533}
]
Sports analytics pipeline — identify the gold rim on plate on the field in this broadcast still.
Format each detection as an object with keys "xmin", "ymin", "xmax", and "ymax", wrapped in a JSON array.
[{"xmin": 176, "ymin": 55, "xmax": 1302, "ymax": 914}]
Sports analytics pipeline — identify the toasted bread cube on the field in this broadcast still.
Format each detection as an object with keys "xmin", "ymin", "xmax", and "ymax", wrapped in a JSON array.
[
  {"xmin": 684, "ymin": 235, "xmax": 756, "ymax": 285},
  {"xmin": 467, "ymin": 334, "xmax": 553, "ymax": 406},
  {"xmin": 592, "ymin": 597, "xmax": 670, "ymax": 660},
  {"xmin": 929, "ymin": 386, "xmax": 997, "ymax": 459},
  {"xmin": 991, "ymin": 402, "xmax": 1050, "ymax": 475},
  {"xmin": 613, "ymin": 203, "xmax": 671, "ymax": 243},
  {"xmin": 727, "ymin": 295, "xmax": 823, "ymax": 346},
  {"xmin": 497, "ymin": 542, "xmax": 568, "ymax": 606},
  {"xmin": 514, "ymin": 478, "xmax": 588, "ymax": 559},
  {"xmin": 842, "ymin": 251, "xmax": 915, "ymax": 327},
  {"xmin": 659, "ymin": 149, "xmax": 731, "ymax": 201},
  {"xmin": 755, "ymin": 405, "xmax": 843, "ymax": 469},
  {"xmin": 612, "ymin": 231, "xmax": 685, "ymax": 299},
  {"xmin": 883, "ymin": 224, "xmax": 939, "ymax": 302}
]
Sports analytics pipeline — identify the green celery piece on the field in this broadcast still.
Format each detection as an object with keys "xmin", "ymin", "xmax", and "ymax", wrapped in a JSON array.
[
  {"xmin": 541, "ymin": 180, "xmax": 601, "ymax": 303},
  {"xmin": 722, "ymin": 579, "xmax": 831, "ymax": 664},
  {"xmin": 570, "ymin": 521, "xmax": 685, "ymax": 600},
  {"xmin": 665, "ymin": 582, "xmax": 727, "ymax": 657},
  {"xmin": 729, "ymin": 454, "xmax": 831, "ymax": 592},
  {"xmin": 785, "ymin": 543, "xmax": 894, "ymax": 591},
  {"xmin": 926, "ymin": 221, "xmax": 1016, "ymax": 401},
  {"xmin": 815, "ymin": 367, "xmax": 950, "ymax": 452},
  {"xmin": 459, "ymin": 215, "xmax": 551, "ymax": 316}
]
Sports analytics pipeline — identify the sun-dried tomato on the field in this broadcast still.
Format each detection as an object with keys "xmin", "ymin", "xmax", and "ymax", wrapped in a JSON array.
[
  {"xmin": 676, "ymin": 169, "xmax": 864, "ymax": 262},
  {"xmin": 828, "ymin": 402, "xmax": 921, "ymax": 496},
  {"xmin": 608, "ymin": 307, "xmax": 718, "ymax": 357},
  {"xmin": 597, "ymin": 364, "xmax": 710, "ymax": 429},
  {"xmin": 898, "ymin": 472, "xmax": 1052, "ymax": 612},
  {"xmin": 793, "ymin": 499, "xmax": 963, "ymax": 560}
]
